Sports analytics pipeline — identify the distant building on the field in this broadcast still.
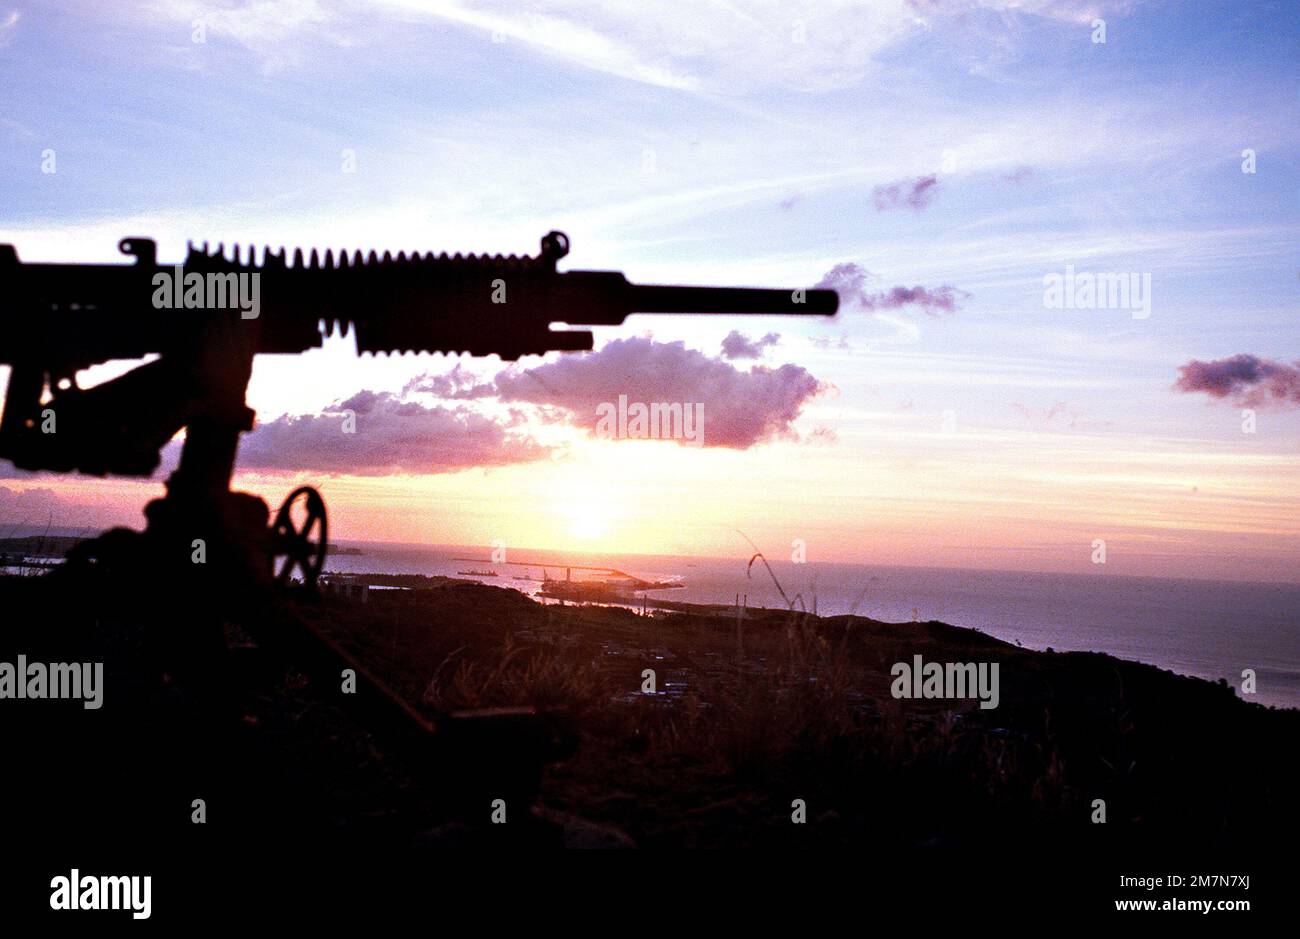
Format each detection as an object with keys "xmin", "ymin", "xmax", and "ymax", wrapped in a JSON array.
[{"xmin": 320, "ymin": 574, "xmax": 369, "ymax": 604}]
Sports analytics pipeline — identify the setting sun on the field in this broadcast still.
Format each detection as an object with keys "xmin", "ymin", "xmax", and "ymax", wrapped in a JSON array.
[{"xmin": 567, "ymin": 506, "xmax": 611, "ymax": 540}]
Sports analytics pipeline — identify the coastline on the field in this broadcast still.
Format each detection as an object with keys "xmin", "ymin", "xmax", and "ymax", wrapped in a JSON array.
[
  {"xmin": 3, "ymin": 568, "xmax": 1294, "ymax": 859},
  {"xmin": 320, "ymin": 562, "xmax": 1300, "ymax": 710},
  {"xmin": 306, "ymin": 577, "xmax": 1299, "ymax": 850}
]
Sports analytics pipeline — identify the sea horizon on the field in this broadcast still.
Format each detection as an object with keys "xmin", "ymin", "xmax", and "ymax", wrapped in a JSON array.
[
  {"xmin": 318, "ymin": 539, "xmax": 1300, "ymax": 710},
  {"xmin": 338, "ymin": 536, "xmax": 1300, "ymax": 590},
  {"xmin": 7, "ymin": 528, "xmax": 1295, "ymax": 708}
]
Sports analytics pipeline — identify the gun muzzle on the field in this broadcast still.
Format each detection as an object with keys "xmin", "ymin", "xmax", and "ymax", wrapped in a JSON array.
[
  {"xmin": 627, "ymin": 284, "xmax": 839, "ymax": 316},
  {"xmin": 553, "ymin": 269, "xmax": 838, "ymax": 326}
]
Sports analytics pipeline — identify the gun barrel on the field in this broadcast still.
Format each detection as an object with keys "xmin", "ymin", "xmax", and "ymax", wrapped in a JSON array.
[{"xmin": 627, "ymin": 284, "xmax": 838, "ymax": 316}]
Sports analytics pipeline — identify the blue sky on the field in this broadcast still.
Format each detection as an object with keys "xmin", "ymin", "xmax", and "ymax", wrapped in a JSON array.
[{"xmin": 1, "ymin": 1, "xmax": 1298, "ymax": 580}]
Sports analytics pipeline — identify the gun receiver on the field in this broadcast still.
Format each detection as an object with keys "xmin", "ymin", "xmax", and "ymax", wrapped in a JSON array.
[
  {"xmin": 0, "ymin": 230, "xmax": 836, "ymax": 365},
  {"xmin": 0, "ymin": 231, "xmax": 837, "ymax": 477}
]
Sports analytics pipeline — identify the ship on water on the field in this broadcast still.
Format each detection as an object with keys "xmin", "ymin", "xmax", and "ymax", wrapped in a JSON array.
[
  {"xmin": 537, "ymin": 571, "xmax": 683, "ymax": 603},
  {"xmin": 453, "ymin": 556, "xmax": 682, "ymax": 603}
]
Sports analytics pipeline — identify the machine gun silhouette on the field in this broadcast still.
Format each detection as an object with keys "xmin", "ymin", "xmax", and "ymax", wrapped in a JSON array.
[
  {"xmin": 0, "ymin": 231, "xmax": 836, "ymax": 586},
  {"xmin": 0, "ymin": 231, "xmax": 836, "ymax": 815}
]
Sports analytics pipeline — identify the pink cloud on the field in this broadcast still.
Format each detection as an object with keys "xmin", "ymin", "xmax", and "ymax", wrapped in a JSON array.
[
  {"xmin": 1173, "ymin": 354, "xmax": 1300, "ymax": 408},
  {"xmin": 453, "ymin": 337, "xmax": 830, "ymax": 449},
  {"xmin": 872, "ymin": 174, "xmax": 941, "ymax": 211},
  {"xmin": 239, "ymin": 391, "xmax": 551, "ymax": 475},
  {"xmin": 815, "ymin": 262, "xmax": 968, "ymax": 315},
  {"xmin": 721, "ymin": 330, "xmax": 781, "ymax": 359}
]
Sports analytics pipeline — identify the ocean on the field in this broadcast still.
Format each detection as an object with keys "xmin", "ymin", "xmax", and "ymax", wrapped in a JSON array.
[{"xmin": 325, "ymin": 542, "xmax": 1300, "ymax": 710}]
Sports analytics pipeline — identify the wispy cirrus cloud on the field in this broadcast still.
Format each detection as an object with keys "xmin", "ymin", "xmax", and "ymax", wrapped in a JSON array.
[
  {"xmin": 151, "ymin": 0, "xmax": 339, "ymax": 71},
  {"xmin": 145, "ymin": 0, "xmax": 925, "ymax": 91},
  {"xmin": 972, "ymin": 0, "xmax": 1137, "ymax": 26},
  {"xmin": 0, "ymin": 9, "xmax": 16, "ymax": 50},
  {"xmin": 148, "ymin": 1, "xmax": 1145, "ymax": 90}
]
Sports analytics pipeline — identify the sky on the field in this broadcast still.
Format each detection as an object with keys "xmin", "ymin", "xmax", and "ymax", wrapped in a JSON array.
[{"xmin": 1, "ymin": 0, "xmax": 1297, "ymax": 582}]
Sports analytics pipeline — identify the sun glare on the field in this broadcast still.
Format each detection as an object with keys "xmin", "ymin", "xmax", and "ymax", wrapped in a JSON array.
[{"xmin": 568, "ymin": 506, "xmax": 611, "ymax": 540}]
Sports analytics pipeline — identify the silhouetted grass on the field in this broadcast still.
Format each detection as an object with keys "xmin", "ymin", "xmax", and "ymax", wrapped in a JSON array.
[{"xmin": 304, "ymin": 577, "xmax": 1297, "ymax": 850}]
